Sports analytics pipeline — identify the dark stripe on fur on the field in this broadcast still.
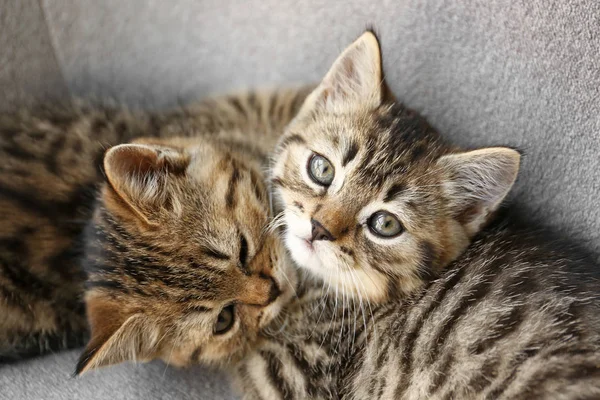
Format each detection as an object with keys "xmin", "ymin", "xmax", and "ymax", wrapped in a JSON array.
[
  {"xmin": 46, "ymin": 135, "xmax": 68, "ymax": 174},
  {"xmin": 228, "ymin": 97, "xmax": 247, "ymax": 118},
  {"xmin": 466, "ymin": 357, "xmax": 500, "ymax": 393},
  {"xmin": 285, "ymin": 343, "xmax": 320, "ymax": 398},
  {"xmin": 342, "ymin": 140, "xmax": 359, "ymax": 167},
  {"xmin": 279, "ymin": 134, "xmax": 306, "ymax": 150},
  {"xmin": 428, "ymin": 352, "xmax": 455, "ymax": 395},
  {"xmin": 261, "ymin": 350, "xmax": 293, "ymax": 400},
  {"xmin": 190, "ymin": 346, "xmax": 203, "ymax": 363},
  {"xmin": 271, "ymin": 177, "xmax": 286, "ymax": 189},
  {"xmin": 383, "ymin": 183, "xmax": 406, "ymax": 202},
  {"xmin": 470, "ymin": 306, "xmax": 525, "ymax": 355},
  {"xmin": 226, "ymin": 165, "xmax": 241, "ymax": 209},
  {"xmin": 417, "ymin": 240, "xmax": 437, "ymax": 279},
  {"xmin": 203, "ymin": 247, "xmax": 230, "ymax": 261},
  {"xmin": 394, "ymin": 267, "xmax": 465, "ymax": 398},
  {"xmin": 427, "ymin": 274, "xmax": 495, "ymax": 363},
  {"xmin": 485, "ymin": 345, "xmax": 542, "ymax": 399}
]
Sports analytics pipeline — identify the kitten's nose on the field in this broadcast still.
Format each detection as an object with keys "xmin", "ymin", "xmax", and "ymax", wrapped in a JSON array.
[
  {"xmin": 311, "ymin": 219, "xmax": 334, "ymax": 242},
  {"xmin": 260, "ymin": 273, "xmax": 281, "ymax": 305}
]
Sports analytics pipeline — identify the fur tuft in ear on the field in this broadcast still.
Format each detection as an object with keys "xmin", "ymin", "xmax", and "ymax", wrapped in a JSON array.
[
  {"xmin": 298, "ymin": 31, "xmax": 384, "ymax": 116},
  {"xmin": 437, "ymin": 147, "xmax": 521, "ymax": 236},
  {"xmin": 103, "ymin": 143, "xmax": 189, "ymax": 224},
  {"xmin": 75, "ymin": 296, "xmax": 159, "ymax": 375}
]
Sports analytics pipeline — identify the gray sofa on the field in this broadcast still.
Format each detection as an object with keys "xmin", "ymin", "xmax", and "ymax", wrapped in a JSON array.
[{"xmin": 1, "ymin": 0, "xmax": 599, "ymax": 399}]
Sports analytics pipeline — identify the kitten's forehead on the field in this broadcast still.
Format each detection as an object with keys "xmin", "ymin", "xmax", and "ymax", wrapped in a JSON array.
[
  {"xmin": 304, "ymin": 105, "xmax": 446, "ymax": 191},
  {"xmin": 89, "ymin": 144, "xmax": 269, "ymax": 304}
]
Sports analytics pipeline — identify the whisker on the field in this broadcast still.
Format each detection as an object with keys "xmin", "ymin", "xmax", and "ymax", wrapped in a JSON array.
[
  {"xmin": 333, "ymin": 269, "xmax": 348, "ymax": 363},
  {"xmin": 319, "ymin": 270, "xmax": 339, "ymax": 352},
  {"xmin": 279, "ymin": 265, "xmax": 298, "ymax": 298},
  {"xmin": 347, "ymin": 268, "xmax": 366, "ymax": 349},
  {"xmin": 264, "ymin": 212, "xmax": 287, "ymax": 235},
  {"xmin": 310, "ymin": 266, "xmax": 334, "ymax": 340},
  {"xmin": 358, "ymin": 271, "xmax": 378, "ymax": 342}
]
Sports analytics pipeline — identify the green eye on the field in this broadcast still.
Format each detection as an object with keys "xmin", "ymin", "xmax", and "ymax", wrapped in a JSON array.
[
  {"xmin": 308, "ymin": 154, "xmax": 335, "ymax": 186},
  {"xmin": 214, "ymin": 305, "xmax": 235, "ymax": 335},
  {"xmin": 368, "ymin": 211, "xmax": 403, "ymax": 238}
]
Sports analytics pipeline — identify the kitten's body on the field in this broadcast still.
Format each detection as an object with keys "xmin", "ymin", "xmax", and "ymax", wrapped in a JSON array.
[
  {"xmin": 236, "ymin": 211, "xmax": 600, "ymax": 400},
  {"xmin": 0, "ymin": 88, "xmax": 310, "ymax": 362}
]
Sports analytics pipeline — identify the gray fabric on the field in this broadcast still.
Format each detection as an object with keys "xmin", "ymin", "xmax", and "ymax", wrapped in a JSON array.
[
  {"xmin": 0, "ymin": 350, "xmax": 234, "ymax": 400},
  {"xmin": 2, "ymin": 0, "xmax": 599, "ymax": 399},
  {"xmin": 0, "ymin": 0, "xmax": 69, "ymax": 112}
]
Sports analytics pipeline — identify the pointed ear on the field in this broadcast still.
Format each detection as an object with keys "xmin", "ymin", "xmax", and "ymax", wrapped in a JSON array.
[
  {"xmin": 437, "ymin": 147, "xmax": 521, "ymax": 236},
  {"xmin": 299, "ymin": 31, "xmax": 384, "ymax": 116},
  {"xmin": 75, "ymin": 296, "xmax": 159, "ymax": 375},
  {"xmin": 103, "ymin": 143, "xmax": 190, "ymax": 225}
]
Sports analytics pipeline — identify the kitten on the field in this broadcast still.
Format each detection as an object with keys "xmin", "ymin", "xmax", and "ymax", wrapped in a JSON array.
[
  {"xmin": 234, "ymin": 31, "xmax": 600, "ymax": 398},
  {"xmin": 0, "ymin": 88, "xmax": 310, "ymax": 364}
]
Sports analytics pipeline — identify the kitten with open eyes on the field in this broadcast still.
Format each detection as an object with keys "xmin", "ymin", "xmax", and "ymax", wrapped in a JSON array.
[
  {"xmin": 0, "ymin": 88, "xmax": 311, "ymax": 364},
  {"xmin": 234, "ymin": 32, "xmax": 600, "ymax": 399}
]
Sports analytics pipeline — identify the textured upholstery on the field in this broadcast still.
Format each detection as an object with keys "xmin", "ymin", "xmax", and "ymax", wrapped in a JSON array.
[{"xmin": 1, "ymin": 0, "xmax": 599, "ymax": 398}]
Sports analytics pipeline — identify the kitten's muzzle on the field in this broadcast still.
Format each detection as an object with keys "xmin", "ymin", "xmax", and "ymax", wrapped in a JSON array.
[{"xmin": 237, "ymin": 273, "xmax": 281, "ymax": 307}]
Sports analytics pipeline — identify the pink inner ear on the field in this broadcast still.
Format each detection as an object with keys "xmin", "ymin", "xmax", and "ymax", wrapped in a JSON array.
[
  {"xmin": 121, "ymin": 149, "xmax": 159, "ymax": 177},
  {"xmin": 105, "ymin": 144, "xmax": 189, "ymax": 190},
  {"xmin": 105, "ymin": 145, "xmax": 160, "ymax": 186}
]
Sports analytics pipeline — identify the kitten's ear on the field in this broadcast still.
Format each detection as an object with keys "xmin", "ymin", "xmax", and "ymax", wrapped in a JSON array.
[
  {"xmin": 103, "ymin": 143, "xmax": 189, "ymax": 225},
  {"xmin": 75, "ymin": 296, "xmax": 159, "ymax": 375},
  {"xmin": 299, "ymin": 31, "xmax": 384, "ymax": 116},
  {"xmin": 437, "ymin": 147, "xmax": 520, "ymax": 236}
]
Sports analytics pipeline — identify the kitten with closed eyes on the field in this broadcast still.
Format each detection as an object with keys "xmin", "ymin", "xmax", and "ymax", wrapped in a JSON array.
[
  {"xmin": 0, "ymin": 87, "xmax": 311, "ymax": 366},
  {"xmin": 233, "ymin": 31, "xmax": 600, "ymax": 399},
  {"xmin": 73, "ymin": 90, "xmax": 311, "ymax": 372}
]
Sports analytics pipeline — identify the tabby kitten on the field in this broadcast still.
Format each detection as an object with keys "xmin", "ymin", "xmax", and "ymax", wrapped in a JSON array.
[
  {"xmin": 0, "ymin": 88, "xmax": 310, "ymax": 364},
  {"xmin": 234, "ymin": 32, "xmax": 600, "ymax": 399}
]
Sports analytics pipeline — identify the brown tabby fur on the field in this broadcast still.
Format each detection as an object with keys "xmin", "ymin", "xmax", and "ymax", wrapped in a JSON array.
[
  {"xmin": 0, "ymin": 87, "xmax": 311, "ymax": 363},
  {"xmin": 3, "ymin": 30, "xmax": 600, "ymax": 400}
]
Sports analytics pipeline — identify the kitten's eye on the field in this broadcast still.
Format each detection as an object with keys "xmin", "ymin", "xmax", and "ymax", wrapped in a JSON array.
[
  {"xmin": 214, "ymin": 305, "xmax": 235, "ymax": 335},
  {"xmin": 308, "ymin": 154, "xmax": 335, "ymax": 186},
  {"xmin": 368, "ymin": 211, "xmax": 403, "ymax": 238}
]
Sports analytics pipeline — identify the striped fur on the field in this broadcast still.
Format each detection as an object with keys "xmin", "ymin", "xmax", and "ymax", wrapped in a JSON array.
[
  {"xmin": 233, "ymin": 32, "xmax": 600, "ymax": 398},
  {"xmin": 236, "ymin": 221, "xmax": 600, "ymax": 399},
  {"xmin": 0, "ymin": 87, "xmax": 311, "ymax": 363}
]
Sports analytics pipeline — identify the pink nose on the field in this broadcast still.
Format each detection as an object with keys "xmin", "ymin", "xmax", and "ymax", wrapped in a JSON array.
[{"xmin": 311, "ymin": 219, "xmax": 334, "ymax": 242}]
